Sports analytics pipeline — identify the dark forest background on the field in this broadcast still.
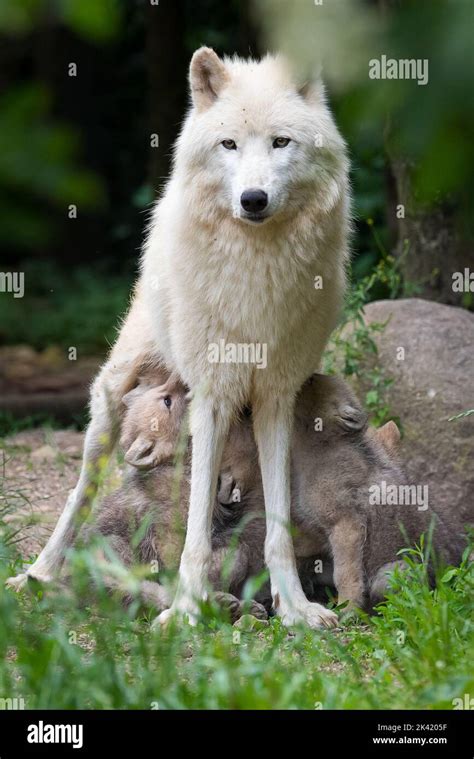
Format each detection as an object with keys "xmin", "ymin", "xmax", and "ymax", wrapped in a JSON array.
[{"xmin": 0, "ymin": 0, "xmax": 473, "ymax": 355}]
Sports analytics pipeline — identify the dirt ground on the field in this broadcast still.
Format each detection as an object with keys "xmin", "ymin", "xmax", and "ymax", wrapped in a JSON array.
[{"xmin": 1, "ymin": 429, "xmax": 85, "ymax": 559}]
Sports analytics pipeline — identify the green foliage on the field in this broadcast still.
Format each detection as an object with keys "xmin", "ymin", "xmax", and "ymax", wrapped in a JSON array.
[
  {"xmin": 258, "ymin": 0, "xmax": 474, "ymax": 218},
  {"xmin": 0, "ymin": 412, "xmax": 62, "ymax": 438},
  {"xmin": 0, "ymin": 85, "xmax": 105, "ymax": 249},
  {"xmin": 0, "ymin": 261, "xmax": 130, "ymax": 352},
  {"xmin": 324, "ymin": 227, "xmax": 413, "ymax": 427},
  {"xmin": 59, "ymin": 0, "xmax": 122, "ymax": 43},
  {"xmin": 0, "ymin": 0, "xmax": 122, "ymax": 252},
  {"xmin": 0, "ymin": 0, "xmax": 121, "ymax": 41},
  {"xmin": 1, "ymin": 442, "xmax": 472, "ymax": 710},
  {"xmin": 0, "ymin": 521, "xmax": 472, "ymax": 709},
  {"xmin": 369, "ymin": 539, "xmax": 474, "ymax": 707},
  {"xmin": 448, "ymin": 409, "xmax": 474, "ymax": 422}
]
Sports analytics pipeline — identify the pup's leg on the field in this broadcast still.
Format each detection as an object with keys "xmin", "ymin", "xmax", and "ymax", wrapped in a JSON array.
[
  {"xmin": 94, "ymin": 535, "xmax": 172, "ymax": 611},
  {"xmin": 253, "ymin": 397, "xmax": 338, "ymax": 629},
  {"xmin": 208, "ymin": 543, "xmax": 251, "ymax": 594},
  {"xmin": 369, "ymin": 560, "xmax": 406, "ymax": 609},
  {"xmin": 328, "ymin": 518, "xmax": 367, "ymax": 611},
  {"xmin": 156, "ymin": 396, "xmax": 232, "ymax": 625}
]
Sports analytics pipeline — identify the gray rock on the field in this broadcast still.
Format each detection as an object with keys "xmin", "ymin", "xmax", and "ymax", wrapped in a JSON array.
[{"xmin": 348, "ymin": 298, "xmax": 473, "ymax": 540}]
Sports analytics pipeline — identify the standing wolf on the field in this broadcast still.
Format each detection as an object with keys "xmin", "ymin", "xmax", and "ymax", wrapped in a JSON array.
[{"xmin": 8, "ymin": 49, "xmax": 350, "ymax": 628}]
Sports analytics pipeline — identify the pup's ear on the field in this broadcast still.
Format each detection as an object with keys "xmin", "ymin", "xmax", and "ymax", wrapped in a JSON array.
[
  {"xmin": 190, "ymin": 47, "xmax": 229, "ymax": 111},
  {"xmin": 122, "ymin": 385, "xmax": 146, "ymax": 409},
  {"xmin": 375, "ymin": 420, "xmax": 401, "ymax": 454},
  {"xmin": 122, "ymin": 376, "xmax": 152, "ymax": 408},
  {"xmin": 157, "ymin": 370, "xmax": 186, "ymax": 396}
]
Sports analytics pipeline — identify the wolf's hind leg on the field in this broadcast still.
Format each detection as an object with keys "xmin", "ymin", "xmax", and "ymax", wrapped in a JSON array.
[
  {"xmin": 6, "ymin": 383, "xmax": 120, "ymax": 589},
  {"xmin": 6, "ymin": 346, "xmax": 152, "ymax": 590}
]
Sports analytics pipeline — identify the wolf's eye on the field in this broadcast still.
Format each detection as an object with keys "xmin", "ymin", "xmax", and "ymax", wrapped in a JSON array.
[
  {"xmin": 273, "ymin": 137, "xmax": 291, "ymax": 149},
  {"xmin": 163, "ymin": 395, "xmax": 172, "ymax": 409},
  {"xmin": 221, "ymin": 139, "xmax": 237, "ymax": 150}
]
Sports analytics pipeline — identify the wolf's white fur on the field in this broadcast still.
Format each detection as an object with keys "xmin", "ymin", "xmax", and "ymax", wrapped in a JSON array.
[{"xmin": 7, "ymin": 49, "xmax": 350, "ymax": 628}]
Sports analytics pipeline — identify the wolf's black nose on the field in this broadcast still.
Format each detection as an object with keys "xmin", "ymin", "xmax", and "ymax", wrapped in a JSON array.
[{"xmin": 240, "ymin": 189, "xmax": 268, "ymax": 213}]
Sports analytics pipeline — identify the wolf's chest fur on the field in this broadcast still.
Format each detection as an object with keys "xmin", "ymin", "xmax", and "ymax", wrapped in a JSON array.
[
  {"xmin": 183, "ymin": 231, "xmax": 322, "ymax": 337},
  {"xmin": 144, "ymin": 208, "xmax": 342, "ymax": 381}
]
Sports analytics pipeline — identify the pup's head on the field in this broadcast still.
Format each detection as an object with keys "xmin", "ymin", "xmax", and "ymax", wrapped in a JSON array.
[
  {"xmin": 298, "ymin": 373, "xmax": 401, "ymax": 456},
  {"xmin": 177, "ymin": 47, "xmax": 348, "ymax": 226},
  {"xmin": 120, "ymin": 375, "xmax": 188, "ymax": 469}
]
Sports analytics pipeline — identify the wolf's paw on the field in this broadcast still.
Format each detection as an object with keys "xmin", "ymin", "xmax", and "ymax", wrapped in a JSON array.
[
  {"xmin": 278, "ymin": 600, "xmax": 338, "ymax": 630},
  {"xmin": 6, "ymin": 570, "xmax": 53, "ymax": 592},
  {"xmin": 5, "ymin": 573, "xmax": 29, "ymax": 592},
  {"xmin": 151, "ymin": 599, "xmax": 200, "ymax": 630},
  {"xmin": 151, "ymin": 608, "xmax": 173, "ymax": 630}
]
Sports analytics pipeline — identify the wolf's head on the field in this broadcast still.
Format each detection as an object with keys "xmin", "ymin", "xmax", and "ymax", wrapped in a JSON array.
[{"xmin": 175, "ymin": 47, "xmax": 348, "ymax": 227}]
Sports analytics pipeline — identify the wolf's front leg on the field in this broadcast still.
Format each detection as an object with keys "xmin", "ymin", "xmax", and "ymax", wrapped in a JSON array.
[
  {"xmin": 253, "ymin": 397, "xmax": 338, "ymax": 630},
  {"xmin": 156, "ymin": 395, "xmax": 231, "ymax": 626}
]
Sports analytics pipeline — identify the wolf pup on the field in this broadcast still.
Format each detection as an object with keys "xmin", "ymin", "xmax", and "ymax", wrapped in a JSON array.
[
  {"xmin": 8, "ymin": 50, "xmax": 350, "ymax": 629},
  {"xmin": 219, "ymin": 374, "xmax": 463, "ymax": 611},
  {"xmin": 83, "ymin": 375, "xmax": 268, "ymax": 620},
  {"xmin": 92, "ymin": 374, "xmax": 461, "ymax": 617}
]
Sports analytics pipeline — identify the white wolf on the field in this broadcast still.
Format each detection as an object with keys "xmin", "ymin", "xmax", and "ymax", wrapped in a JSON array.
[{"xmin": 8, "ymin": 49, "xmax": 350, "ymax": 629}]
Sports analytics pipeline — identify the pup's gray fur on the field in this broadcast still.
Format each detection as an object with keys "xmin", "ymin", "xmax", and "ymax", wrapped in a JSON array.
[{"xmin": 87, "ymin": 373, "xmax": 463, "ymax": 615}]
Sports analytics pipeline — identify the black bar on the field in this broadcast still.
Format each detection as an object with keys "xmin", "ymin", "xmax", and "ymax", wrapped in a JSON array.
[{"xmin": 0, "ymin": 710, "xmax": 471, "ymax": 756}]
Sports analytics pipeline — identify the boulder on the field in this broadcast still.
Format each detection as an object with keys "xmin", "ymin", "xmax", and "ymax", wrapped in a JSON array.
[{"xmin": 349, "ymin": 298, "xmax": 474, "ymax": 539}]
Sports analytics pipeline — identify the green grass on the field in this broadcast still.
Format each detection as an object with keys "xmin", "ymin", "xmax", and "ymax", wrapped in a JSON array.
[
  {"xmin": 0, "ymin": 529, "xmax": 472, "ymax": 710},
  {"xmin": 0, "ymin": 411, "xmax": 65, "ymax": 438}
]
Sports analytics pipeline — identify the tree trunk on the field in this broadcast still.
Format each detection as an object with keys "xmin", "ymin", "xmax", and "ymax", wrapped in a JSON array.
[
  {"xmin": 145, "ymin": 0, "xmax": 188, "ymax": 192},
  {"xmin": 388, "ymin": 158, "xmax": 473, "ymax": 306}
]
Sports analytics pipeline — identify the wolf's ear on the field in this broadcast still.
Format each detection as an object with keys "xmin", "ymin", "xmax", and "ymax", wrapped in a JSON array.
[
  {"xmin": 190, "ymin": 47, "xmax": 229, "ymax": 111},
  {"xmin": 298, "ymin": 77, "xmax": 326, "ymax": 105},
  {"xmin": 375, "ymin": 421, "xmax": 401, "ymax": 454}
]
